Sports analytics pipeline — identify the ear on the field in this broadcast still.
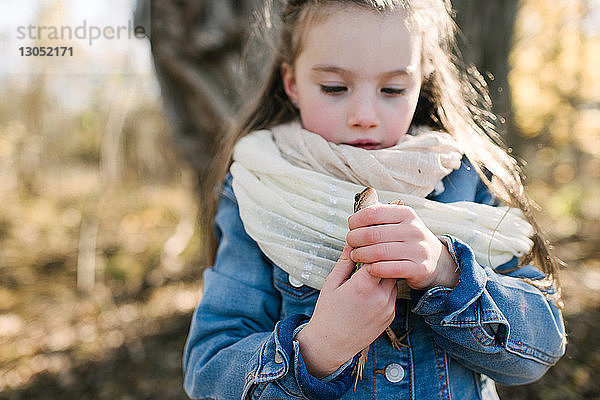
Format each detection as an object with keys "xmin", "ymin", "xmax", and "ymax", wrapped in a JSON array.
[{"xmin": 281, "ymin": 63, "xmax": 299, "ymax": 105}]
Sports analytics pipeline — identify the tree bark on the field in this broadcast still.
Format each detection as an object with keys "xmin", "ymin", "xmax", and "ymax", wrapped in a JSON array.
[
  {"xmin": 138, "ymin": 0, "xmax": 265, "ymax": 180},
  {"xmin": 139, "ymin": 0, "xmax": 520, "ymax": 178},
  {"xmin": 453, "ymin": 0, "xmax": 520, "ymax": 147}
]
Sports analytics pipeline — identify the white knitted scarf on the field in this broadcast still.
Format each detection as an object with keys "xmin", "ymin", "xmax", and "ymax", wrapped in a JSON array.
[{"xmin": 230, "ymin": 122, "xmax": 533, "ymax": 291}]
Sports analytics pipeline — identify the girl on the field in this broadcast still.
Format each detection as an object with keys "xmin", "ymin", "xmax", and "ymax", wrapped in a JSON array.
[{"xmin": 183, "ymin": 1, "xmax": 566, "ymax": 399}]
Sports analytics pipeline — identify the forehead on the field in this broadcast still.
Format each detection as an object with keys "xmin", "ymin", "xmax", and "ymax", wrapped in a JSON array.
[{"xmin": 296, "ymin": 6, "xmax": 421, "ymax": 74}]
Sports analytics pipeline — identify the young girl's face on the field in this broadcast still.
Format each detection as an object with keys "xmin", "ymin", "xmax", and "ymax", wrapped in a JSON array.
[{"xmin": 282, "ymin": 6, "xmax": 422, "ymax": 150}]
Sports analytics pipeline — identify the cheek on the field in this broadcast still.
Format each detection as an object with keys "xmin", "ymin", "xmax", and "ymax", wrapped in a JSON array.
[
  {"xmin": 299, "ymin": 101, "xmax": 342, "ymax": 143},
  {"xmin": 391, "ymin": 103, "xmax": 414, "ymax": 131},
  {"xmin": 382, "ymin": 101, "xmax": 417, "ymax": 145}
]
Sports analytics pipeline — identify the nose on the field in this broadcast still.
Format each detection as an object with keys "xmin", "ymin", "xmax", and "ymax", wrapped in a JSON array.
[{"xmin": 347, "ymin": 94, "xmax": 379, "ymax": 129}]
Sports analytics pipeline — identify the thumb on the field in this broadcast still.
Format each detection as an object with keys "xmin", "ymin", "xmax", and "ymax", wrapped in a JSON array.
[{"xmin": 323, "ymin": 244, "xmax": 356, "ymax": 289}]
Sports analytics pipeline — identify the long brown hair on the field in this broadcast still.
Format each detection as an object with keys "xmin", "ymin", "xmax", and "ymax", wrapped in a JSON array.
[{"xmin": 202, "ymin": 0, "xmax": 562, "ymax": 297}]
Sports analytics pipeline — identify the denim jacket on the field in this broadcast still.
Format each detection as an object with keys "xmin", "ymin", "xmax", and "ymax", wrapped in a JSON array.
[{"xmin": 183, "ymin": 159, "xmax": 566, "ymax": 400}]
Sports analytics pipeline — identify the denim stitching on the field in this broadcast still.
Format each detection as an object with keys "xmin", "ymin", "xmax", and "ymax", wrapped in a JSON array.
[
  {"xmin": 412, "ymin": 287, "xmax": 451, "ymax": 313},
  {"xmin": 444, "ymin": 352, "xmax": 452, "ymax": 400},
  {"xmin": 506, "ymin": 338, "xmax": 557, "ymax": 363},
  {"xmin": 372, "ymin": 342, "xmax": 376, "ymax": 400},
  {"xmin": 433, "ymin": 341, "xmax": 450, "ymax": 400},
  {"xmin": 273, "ymin": 380, "xmax": 304, "ymax": 399},
  {"xmin": 255, "ymin": 334, "xmax": 286, "ymax": 380},
  {"xmin": 471, "ymin": 327, "xmax": 499, "ymax": 347},
  {"xmin": 252, "ymin": 382, "xmax": 268, "ymax": 399},
  {"xmin": 295, "ymin": 355, "xmax": 308, "ymax": 399}
]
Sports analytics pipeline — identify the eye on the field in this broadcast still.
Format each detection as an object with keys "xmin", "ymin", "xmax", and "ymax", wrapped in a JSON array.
[
  {"xmin": 320, "ymin": 85, "xmax": 347, "ymax": 95},
  {"xmin": 381, "ymin": 87, "xmax": 405, "ymax": 96}
]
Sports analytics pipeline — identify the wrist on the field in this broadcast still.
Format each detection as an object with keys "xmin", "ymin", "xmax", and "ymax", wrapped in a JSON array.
[
  {"xmin": 433, "ymin": 237, "xmax": 459, "ymax": 289},
  {"xmin": 295, "ymin": 322, "xmax": 346, "ymax": 378}
]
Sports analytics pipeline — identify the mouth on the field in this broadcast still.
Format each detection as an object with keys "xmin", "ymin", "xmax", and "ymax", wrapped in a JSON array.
[{"xmin": 344, "ymin": 139, "xmax": 380, "ymax": 150}]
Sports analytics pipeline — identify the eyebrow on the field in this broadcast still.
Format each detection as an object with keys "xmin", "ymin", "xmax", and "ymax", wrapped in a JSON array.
[{"xmin": 310, "ymin": 64, "xmax": 413, "ymax": 79}]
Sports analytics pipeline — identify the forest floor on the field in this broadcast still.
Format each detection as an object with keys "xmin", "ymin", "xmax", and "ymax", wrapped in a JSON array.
[{"xmin": 0, "ymin": 185, "xmax": 599, "ymax": 400}]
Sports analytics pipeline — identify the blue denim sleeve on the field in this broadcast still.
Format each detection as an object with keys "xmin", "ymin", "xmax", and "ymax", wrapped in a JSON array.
[
  {"xmin": 411, "ymin": 235, "xmax": 566, "ymax": 385},
  {"xmin": 243, "ymin": 316, "xmax": 354, "ymax": 399},
  {"xmin": 183, "ymin": 177, "xmax": 353, "ymax": 399}
]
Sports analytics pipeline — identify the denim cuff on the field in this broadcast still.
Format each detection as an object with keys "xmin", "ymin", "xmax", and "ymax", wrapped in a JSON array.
[
  {"xmin": 293, "ymin": 341, "xmax": 354, "ymax": 400},
  {"xmin": 243, "ymin": 314, "xmax": 353, "ymax": 400},
  {"xmin": 291, "ymin": 322, "xmax": 354, "ymax": 399},
  {"xmin": 411, "ymin": 235, "xmax": 506, "ymax": 328},
  {"xmin": 244, "ymin": 315, "xmax": 308, "ymax": 390}
]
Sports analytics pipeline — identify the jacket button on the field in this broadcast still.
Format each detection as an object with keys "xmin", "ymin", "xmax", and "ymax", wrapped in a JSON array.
[
  {"xmin": 274, "ymin": 352, "xmax": 283, "ymax": 364},
  {"xmin": 288, "ymin": 275, "xmax": 304, "ymax": 287},
  {"xmin": 384, "ymin": 363, "xmax": 404, "ymax": 383}
]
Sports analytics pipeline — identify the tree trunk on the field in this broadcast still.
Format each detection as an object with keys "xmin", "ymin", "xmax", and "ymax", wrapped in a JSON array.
[
  {"xmin": 138, "ymin": 0, "xmax": 266, "ymax": 181},
  {"xmin": 140, "ymin": 0, "xmax": 520, "ymax": 178},
  {"xmin": 453, "ymin": 0, "xmax": 520, "ymax": 147}
]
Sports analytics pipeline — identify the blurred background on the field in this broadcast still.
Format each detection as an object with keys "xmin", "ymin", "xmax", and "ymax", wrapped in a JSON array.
[{"xmin": 0, "ymin": 0, "xmax": 598, "ymax": 399}]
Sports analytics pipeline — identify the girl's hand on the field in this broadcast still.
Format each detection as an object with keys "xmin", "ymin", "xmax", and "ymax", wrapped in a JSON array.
[
  {"xmin": 346, "ymin": 203, "xmax": 459, "ymax": 290},
  {"xmin": 295, "ymin": 245, "xmax": 397, "ymax": 378}
]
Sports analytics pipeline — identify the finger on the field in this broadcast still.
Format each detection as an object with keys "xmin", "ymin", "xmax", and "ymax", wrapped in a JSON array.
[
  {"xmin": 346, "ymin": 224, "xmax": 406, "ymax": 248},
  {"xmin": 348, "ymin": 204, "xmax": 416, "ymax": 230},
  {"xmin": 351, "ymin": 242, "xmax": 416, "ymax": 264},
  {"xmin": 352, "ymin": 263, "xmax": 382, "ymax": 284},
  {"xmin": 379, "ymin": 277, "xmax": 398, "ymax": 293},
  {"xmin": 367, "ymin": 260, "xmax": 416, "ymax": 279},
  {"xmin": 381, "ymin": 279, "xmax": 398, "ymax": 323},
  {"xmin": 347, "ymin": 263, "xmax": 384, "ymax": 293},
  {"xmin": 323, "ymin": 244, "xmax": 356, "ymax": 288},
  {"xmin": 385, "ymin": 279, "xmax": 398, "ymax": 309}
]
